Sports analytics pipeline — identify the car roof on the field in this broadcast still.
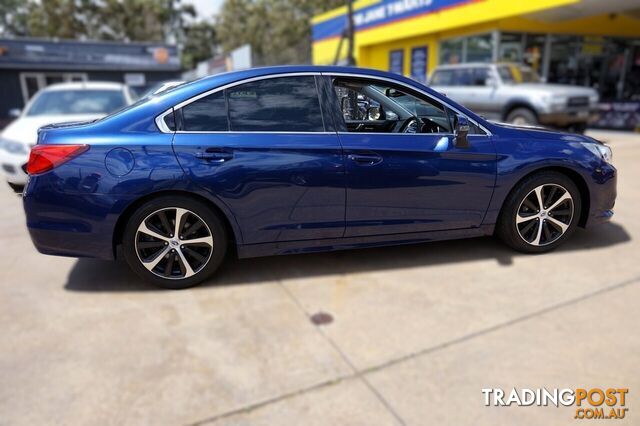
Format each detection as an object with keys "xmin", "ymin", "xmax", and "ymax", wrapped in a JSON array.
[{"xmin": 42, "ymin": 81, "xmax": 126, "ymax": 91}]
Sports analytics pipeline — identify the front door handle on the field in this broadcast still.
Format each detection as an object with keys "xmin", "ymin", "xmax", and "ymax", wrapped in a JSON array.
[
  {"xmin": 348, "ymin": 153, "xmax": 383, "ymax": 166},
  {"xmin": 195, "ymin": 149, "xmax": 233, "ymax": 163}
]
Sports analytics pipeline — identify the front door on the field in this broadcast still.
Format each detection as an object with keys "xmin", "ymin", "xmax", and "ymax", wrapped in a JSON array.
[
  {"xmin": 172, "ymin": 75, "xmax": 345, "ymax": 244},
  {"xmin": 327, "ymin": 75, "xmax": 496, "ymax": 237}
]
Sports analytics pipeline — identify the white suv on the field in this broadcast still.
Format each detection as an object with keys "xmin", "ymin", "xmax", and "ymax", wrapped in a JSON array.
[
  {"xmin": 429, "ymin": 63, "xmax": 599, "ymax": 133},
  {"xmin": 0, "ymin": 82, "xmax": 135, "ymax": 191}
]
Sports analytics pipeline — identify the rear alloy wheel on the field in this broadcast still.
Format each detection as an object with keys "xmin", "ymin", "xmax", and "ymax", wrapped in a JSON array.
[
  {"xmin": 497, "ymin": 172, "xmax": 581, "ymax": 253},
  {"xmin": 123, "ymin": 196, "xmax": 227, "ymax": 289}
]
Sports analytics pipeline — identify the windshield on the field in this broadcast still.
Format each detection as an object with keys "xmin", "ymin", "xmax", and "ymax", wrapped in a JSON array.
[
  {"xmin": 26, "ymin": 90, "xmax": 127, "ymax": 116},
  {"xmin": 497, "ymin": 65, "xmax": 541, "ymax": 84}
]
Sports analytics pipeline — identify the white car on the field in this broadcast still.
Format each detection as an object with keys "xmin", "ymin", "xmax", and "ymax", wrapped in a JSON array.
[{"xmin": 0, "ymin": 82, "xmax": 134, "ymax": 191}]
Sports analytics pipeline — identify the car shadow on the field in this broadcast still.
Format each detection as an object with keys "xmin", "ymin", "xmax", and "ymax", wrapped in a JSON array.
[{"xmin": 65, "ymin": 222, "xmax": 631, "ymax": 292}]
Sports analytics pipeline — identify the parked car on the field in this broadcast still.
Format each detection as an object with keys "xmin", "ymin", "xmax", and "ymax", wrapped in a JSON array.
[
  {"xmin": 23, "ymin": 66, "xmax": 616, "ymax": 289},
  {"xmin": 0, "ymin": 82, "xmax": 135, "ymax": 192},
  {"xmin": 429, "ymin": 63, "xmax": 599, "ymax": 132}
]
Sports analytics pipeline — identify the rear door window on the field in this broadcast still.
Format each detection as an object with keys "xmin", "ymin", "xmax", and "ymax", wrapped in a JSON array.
[
  {"xmin": 182, "ymin": 91, "xmax": 228, "ymax": 131},
  {"xmin": 227, "ymin": 76, "xmax": 324, "ymax": 132}
]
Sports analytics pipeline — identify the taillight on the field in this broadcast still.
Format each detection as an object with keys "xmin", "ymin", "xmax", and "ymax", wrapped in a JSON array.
[{"xmin": 26, "ymin": 144, "xmax": 89, "ymax": 175}]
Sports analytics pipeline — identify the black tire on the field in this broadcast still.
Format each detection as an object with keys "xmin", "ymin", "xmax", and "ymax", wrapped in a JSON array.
[
  {"xmin": 506, "ymin": 107, "xmax": 537, "ymax": 126},
  {"xmin": 496, "ymin": 171, "xmax": 582, "ymax": 253},
  {"xmin": 122, "ymin": 195, "xmax": 228, "ymax": 289}
]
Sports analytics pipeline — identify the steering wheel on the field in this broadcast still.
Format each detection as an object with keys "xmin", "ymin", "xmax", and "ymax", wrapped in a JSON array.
[{"xmin": 399, "ymin": 117, "xmax": 420, "ymax": 133}]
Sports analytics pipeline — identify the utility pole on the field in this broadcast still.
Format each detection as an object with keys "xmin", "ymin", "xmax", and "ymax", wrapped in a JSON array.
[{"xmin": 334, "ymin": 0, "xmax": 356, "ymax": 66}]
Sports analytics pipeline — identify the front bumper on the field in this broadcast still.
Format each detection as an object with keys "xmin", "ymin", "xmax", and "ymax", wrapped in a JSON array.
[
  {"xmin": 539, "ymin": 109, "xmax": 594, "ymax": 127},
  {"xmin": 584, "ymin": 162, "xmax": 617, "ymax": 228},
  {"xmin": 0, "ymin": 149, "xmax": 28, "ymax": 185}
]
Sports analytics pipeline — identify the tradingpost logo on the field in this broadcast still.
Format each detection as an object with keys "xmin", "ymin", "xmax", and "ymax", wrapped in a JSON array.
[{"xmin": 482, "ymin": 388, "xmax": 629, "ymax": 420}]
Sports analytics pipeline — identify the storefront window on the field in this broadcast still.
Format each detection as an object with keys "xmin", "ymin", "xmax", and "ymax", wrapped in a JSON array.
[
  {"xmin": 499, "ymin": 33, "xmax": 523, "ymax": 62},
  {"xmin": 439, "ymin": 38, "xmax": 463, "ymax": 64},
  {"xmin": 467, "ymin": 34, "xmax": 492, "ymax": 62}
]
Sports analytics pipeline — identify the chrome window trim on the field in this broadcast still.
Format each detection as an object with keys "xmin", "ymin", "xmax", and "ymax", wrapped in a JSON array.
[
  {"xmin": 174, "ymin": 131, "xmax": 336, "ymax": 135},
  {"xmin": 155, "ymin": 70, "xmax": 492, "ymax": 136},
  {"xmin": 155, "ymin": 108, "xmax": 174, "ymax": 133}
]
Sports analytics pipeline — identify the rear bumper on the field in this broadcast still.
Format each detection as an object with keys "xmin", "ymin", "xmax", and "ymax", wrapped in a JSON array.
[{"xmin": 23, "ymin": 183, "xmax": 133, "ymax": 261}]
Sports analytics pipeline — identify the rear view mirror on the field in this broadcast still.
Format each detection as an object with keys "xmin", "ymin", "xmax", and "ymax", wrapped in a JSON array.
[{"xmin": 454, "ymin": 115, "xmax": 470, "ymax": 148}]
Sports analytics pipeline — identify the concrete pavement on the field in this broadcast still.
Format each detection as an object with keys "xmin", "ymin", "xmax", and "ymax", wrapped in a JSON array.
[{"xmin": 0, "ymin": 130, "xmax": 638, "ymax": 425}]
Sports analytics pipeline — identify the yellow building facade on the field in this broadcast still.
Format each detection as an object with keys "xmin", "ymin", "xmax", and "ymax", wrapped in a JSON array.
[{"xmin": 312, "ymin": 0, "xmax": 640, "ymax": 104}]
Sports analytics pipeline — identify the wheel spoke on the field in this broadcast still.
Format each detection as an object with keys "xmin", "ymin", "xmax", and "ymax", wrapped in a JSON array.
[
  {"xmin": 182, "ymin": 235, "xmax": 213, "ymax": 247},
  {"xmin": 139, "ymin": 221, "xmax": 170, "ymax": 241},
  {"xmin": 546, "ymin": 186, "xmax": 558, "ymax": 208},
  {"xmin": 164, "ymin": 253, "xmax": 176, "ymax": 276},
  {"xmin": 142, "ymin": 246, "xmax": 170, "ymax": 271},
  {"xmin": 176, "ymin": 248, "xmax": 195, "ymax": 277},
  {"xmin": 174, "ymin": 208, "xmax": 188, "ymax": 237},
  {"xmin": 542, "ymin": 220, "xmax": 552, "ymax": 242},
  {"xmin": 534, "ymin": 186, "xmax": 544, "ymax": 211},
  {"xmin": 137, "ymin": 241, "xmax": 166, "ymax": 249},
  {"xmin": 183, "ymin": 246, "xmax": 206, "ymax": 263},
  {"xmin": 520, "ymin": 218, "xmax": 537, "ymax": 237},
  {"xmin": 183, "ymin": 220, "xmax": 205, "ymax": 238},
  {"xmin": 547, "ymin": 216, "xmax": 569, "ymax": 233},
  {"xmin": 532, "ymin": 219, "xmax": 544, "ymax": 245},
  {"xmin": 158, "ymin": 211, "xmax": 173, "ymax": 236},
  {"xmin": 547, "ymin": 192, "xmax": 571, "ymax": 212},
  {"xmin": 517, "ymin": 213, "xmax": 537, "ymax": 224}
]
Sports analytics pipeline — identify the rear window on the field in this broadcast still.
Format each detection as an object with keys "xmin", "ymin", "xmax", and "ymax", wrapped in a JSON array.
[{"xmin": 27, "ymin": 90, "xmax": 126, "ymax": 116}]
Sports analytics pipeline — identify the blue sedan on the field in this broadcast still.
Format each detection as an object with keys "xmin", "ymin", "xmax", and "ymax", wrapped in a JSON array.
[{"xmin": 23, "ymin": 66, "xmax": 617, "ymax": 288}]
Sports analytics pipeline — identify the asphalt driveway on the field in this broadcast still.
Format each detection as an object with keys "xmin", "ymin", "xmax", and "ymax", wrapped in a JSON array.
[{"xmin": 0, "ymin": 130, "xmax": 638, "ymax": 425}]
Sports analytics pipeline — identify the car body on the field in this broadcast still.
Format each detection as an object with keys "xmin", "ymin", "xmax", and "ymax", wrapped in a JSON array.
[
  {"xmin": 429, "ymin": 63, "xmax": 599, "ymax": 132},
  {"xmin": 0, "ymin": 82, "xmax": 135, "ymax": 191},
  {"xmin": 22, "ymin": 66, "xmax": 616, "ymax": 288}
]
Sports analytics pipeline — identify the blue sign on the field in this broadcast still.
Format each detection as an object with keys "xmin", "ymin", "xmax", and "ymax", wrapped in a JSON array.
[
  {"xmin": 312, "ymin": 0, "xmax": 478, "ymax": 41},
  {"xmin": 410, "ymin": 46, "xmax": 428, "ymax": 83},
  {"xmin": 389, "ymin": 50, "xmax": 404, "ymax": 75}
]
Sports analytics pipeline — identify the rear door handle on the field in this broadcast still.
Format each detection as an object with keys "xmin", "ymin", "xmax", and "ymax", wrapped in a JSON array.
[
  {"xmin": 195, "ymin": 149, "xmax": 233, "ymax": 163},
  {"xmin": 348, "ymin": 153, "xmax": 383, "ymax": 166}
]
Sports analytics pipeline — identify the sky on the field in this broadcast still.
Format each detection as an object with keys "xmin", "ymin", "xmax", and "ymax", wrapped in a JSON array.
[{"xmin": 186, "ymin": 0, "xmax": 224, "ymax": 19}]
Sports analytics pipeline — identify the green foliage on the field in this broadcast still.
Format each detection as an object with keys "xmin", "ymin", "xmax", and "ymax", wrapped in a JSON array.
[
  {"xmin": 217, "ymin": 0, "xmax": 345, "ymax": 65},
  {"xmin": 181, "ymin": 21, "xmax": 217, "ymax": 69}
]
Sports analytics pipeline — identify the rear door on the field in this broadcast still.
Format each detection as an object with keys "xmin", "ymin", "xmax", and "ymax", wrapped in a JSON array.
[{"xmin": 172, "ymin": 74, "xmax": 346, "ymax": 244}]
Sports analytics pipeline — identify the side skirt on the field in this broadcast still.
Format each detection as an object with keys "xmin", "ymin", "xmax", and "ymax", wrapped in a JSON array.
[{"xmin": 237, "ymin": 225, "xmax": 495, "ymax": 259}]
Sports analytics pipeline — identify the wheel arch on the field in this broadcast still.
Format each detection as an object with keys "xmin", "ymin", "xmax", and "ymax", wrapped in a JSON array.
[
  {"xmin": 498, "ymin": 165, "xmax": 590, "ymax": 228},
  {"xmin": 112, "ymin": 190, "xmax": 241, "ymax": 258}
]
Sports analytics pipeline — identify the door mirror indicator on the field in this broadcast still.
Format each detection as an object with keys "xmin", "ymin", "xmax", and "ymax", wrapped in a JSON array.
[{"xmin": 454, "ymin": 115, "xmax": 470, "ymax": 148}]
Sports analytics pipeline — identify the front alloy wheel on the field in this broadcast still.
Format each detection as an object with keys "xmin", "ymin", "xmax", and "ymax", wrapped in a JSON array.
[
  {"xmin": 516, "ymin": 184, "xmax": 574, "ymax": 246},
  {"xmin": 496, "ymin": 171, "xmax": 581, "ymax": 253}
]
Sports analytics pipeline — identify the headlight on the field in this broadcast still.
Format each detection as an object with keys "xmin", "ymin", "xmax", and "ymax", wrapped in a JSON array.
[
  {"xmin": 0, "ymin": 137, "xmax": 28, "ymax": 154},
  {"xmin": 581, "ymin": 142, "xmax": 612, "ymax": 163}
]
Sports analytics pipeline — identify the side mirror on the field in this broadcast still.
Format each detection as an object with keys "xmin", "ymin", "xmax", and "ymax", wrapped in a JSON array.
[
  {"xmin": 454, "ymin": 115, "xmax": 470, "ymax": 148},
  {"xmin": 485, "ymin": 76, "xmax": 498, "ymax": 87},
  {"xmin": 8, "ymin": 108, "xmax": 21, "ymax": 118}
]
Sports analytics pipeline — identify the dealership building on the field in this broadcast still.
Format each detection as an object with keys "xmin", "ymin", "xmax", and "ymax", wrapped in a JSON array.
[
  {"xmin": 0, "ymin": 38, "xmax": 181, "ymax": 126},
  {"xmin": 312, "ymin": 0, "xmax": 640, "ymax": 128}
]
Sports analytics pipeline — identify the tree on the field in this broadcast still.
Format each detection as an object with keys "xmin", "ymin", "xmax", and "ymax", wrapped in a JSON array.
[
  {"xmin": 181, "ymin": 21, "xmax": 217, "ymax": 69},
  {"xmin": 0, "ymin": 0, "xmax": 31, "ymax": 36},
  {"xmin": 217, "ymin": 0, "xmax": 345, "ymax": 65}
]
